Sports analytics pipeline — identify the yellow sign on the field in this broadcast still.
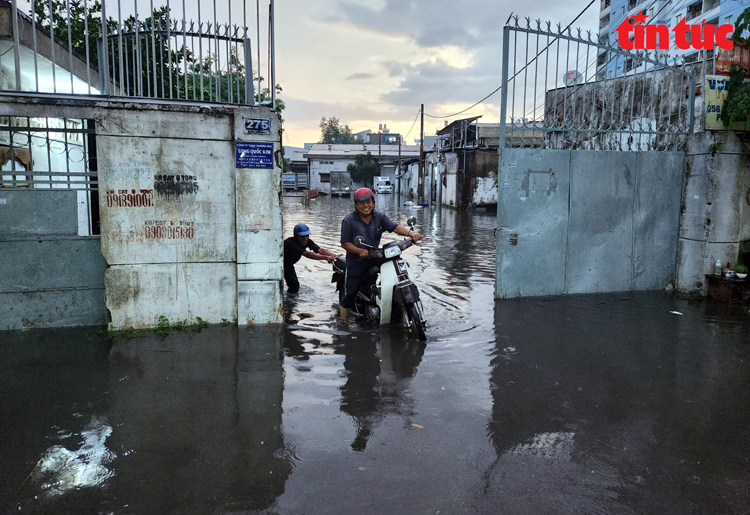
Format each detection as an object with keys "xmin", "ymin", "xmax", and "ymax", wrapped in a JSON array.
[{"xmin": 705, "ymin": 75, "xmax": 750, "ymax": 131}]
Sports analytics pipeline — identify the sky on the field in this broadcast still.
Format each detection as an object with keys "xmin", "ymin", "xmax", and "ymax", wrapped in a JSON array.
[{"xmin": 274, "ymin": 0, "xmax": 599, "ymax": 148}]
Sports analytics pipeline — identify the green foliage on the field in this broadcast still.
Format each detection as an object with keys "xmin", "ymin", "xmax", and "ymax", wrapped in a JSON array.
[
  {"xmin": 221, "ymin": 318, "xmax": 230, "ymax": 326},
  {"xmin": 153, "ymin": 315, "xmax": 207, "ymax": 336},
  {"xmin": 720, "ymin": 7, "xmax": 750, "ymax": 127},
  {"xmin": 193, "ymin": 316, "xmax": 209, "ymax": 332},
  {"xmin": 319, "ymin": 117, "xmax": 357, "ymax": 144},
  {"xmin": 708, "ymin": 141, "xmax": 724, "ymax": 154},
  {"xmin": 154, "ymin": 315, "xmax": 173, "ymax": 336},
  {"xmin": 735, "ymin": 263, "xmax": 748, "ymax": 274},
  {"xmin": 347, "ymin": 152, "xmax": 380, "ymax": 187},
  {"xmin": 31, "ymin": 3, "xmax": 285, "ymax": 112},
  {"xmin": 721, "ymin": 64, "xmax": 750, "ymax": 127},
  {"xmin": 33, "ymin": 0, "xmax": 104, "ymax": 66},
  {"xmin": 734, "ymin": 8, "xmax": 750, "ymax": 43}
]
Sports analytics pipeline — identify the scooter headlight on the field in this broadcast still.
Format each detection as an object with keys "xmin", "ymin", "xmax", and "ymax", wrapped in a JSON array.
[{"xmin": 384, "ymin": 246, "xmax": 401, "ymax": 259}]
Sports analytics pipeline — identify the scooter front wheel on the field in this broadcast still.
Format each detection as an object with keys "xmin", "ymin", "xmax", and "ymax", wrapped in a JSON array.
[{"xmin": 407, "ymin": 302, "xmax": 427, "ymax": 341}]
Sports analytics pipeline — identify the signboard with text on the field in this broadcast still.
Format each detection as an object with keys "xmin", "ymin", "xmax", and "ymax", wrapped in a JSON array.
[
  {"xmin": 244, "ymin": 118, "xmax": 271, "ymax": 134},
  {"xmin": 705, "ymin": 75, "xmax": 750, "ymax": 131},
  {"xmin": 235, "ymin": 141, "xmax": 274, "ymax": 169}
]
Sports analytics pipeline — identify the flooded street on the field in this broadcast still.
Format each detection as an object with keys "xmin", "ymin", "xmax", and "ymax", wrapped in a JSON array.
[{"xmin": 2, "ymin": 195, "xmax": 750, "ymax": 513}]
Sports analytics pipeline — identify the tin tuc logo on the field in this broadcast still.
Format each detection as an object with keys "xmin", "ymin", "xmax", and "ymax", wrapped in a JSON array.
[{"xmin": 616, "ymin": 11, "xmax": 734, "ymax": 51}]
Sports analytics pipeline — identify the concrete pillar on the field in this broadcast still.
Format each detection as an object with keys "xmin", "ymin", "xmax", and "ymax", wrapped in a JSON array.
[
  {"xmin": 234, "ymin": 109, "xmax": 283, "ymax": 325},
  {"xmin": 677, "ymin": 131, "xmax": 750, "ymax": 295}
]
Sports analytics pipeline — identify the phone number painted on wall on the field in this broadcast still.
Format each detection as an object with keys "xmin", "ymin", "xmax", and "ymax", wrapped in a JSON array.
[
  {"xmin": 107, "ymin": 189, "xmax": 154, "ymax": 208},
  {"xmin": 144, "ymin": 220, "xmax": 195, "ymax": 240}
]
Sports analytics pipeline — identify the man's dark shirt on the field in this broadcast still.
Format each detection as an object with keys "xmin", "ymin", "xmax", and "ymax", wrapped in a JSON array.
[
  {"xmin": 340, "ymin": 209, "xmax": 398, "ymax": 273},
  {"xmin": 284, "ymin": 236, "xmax": 321, "ymax": 267}
]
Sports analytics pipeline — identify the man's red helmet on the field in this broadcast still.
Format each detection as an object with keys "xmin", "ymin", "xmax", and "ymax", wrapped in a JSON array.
[{"xmin": 354, "ymin": 187, "xmax": 374, "ymax": 203}]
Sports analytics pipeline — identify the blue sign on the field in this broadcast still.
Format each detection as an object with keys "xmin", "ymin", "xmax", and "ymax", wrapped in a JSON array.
[{"xmin": 235, "ymin": 141, "xmax": 274, "ymax": 169}]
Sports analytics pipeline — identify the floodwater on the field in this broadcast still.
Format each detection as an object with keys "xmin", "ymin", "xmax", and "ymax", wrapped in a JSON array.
[{"xmin": 2, "ymin": 195, "xmax": 750, "ymax": 514}]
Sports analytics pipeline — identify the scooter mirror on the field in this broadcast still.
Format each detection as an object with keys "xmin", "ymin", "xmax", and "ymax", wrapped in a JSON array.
[
  {"xmin": 406, "ymin": 216, "xmax": 417, "ymax": 228},
  {"xmin": 354, "ymin": 235, "xmax": 367, "ymax": 248}
]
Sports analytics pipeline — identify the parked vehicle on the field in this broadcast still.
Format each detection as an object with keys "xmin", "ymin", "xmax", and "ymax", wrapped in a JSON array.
[
  {"xmin": 374, "ymin": 176, "xmax": 394, "ymax": 194},
  {"xmin": 332, "ymin": 217, "xmax": 426, "ymax": 340},
  {"xmin": 283, "ymin": 172, "xmax": 309, "ymax": 191},
  {"xmin": 330, "ymin": 171, "xmax": 352, "ymax": 197}
]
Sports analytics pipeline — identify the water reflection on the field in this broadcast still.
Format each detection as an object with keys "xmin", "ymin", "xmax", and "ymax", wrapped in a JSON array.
[
  {"xmin": 106, "ymin": 325, "xmax": 291, "ymax": 512},
  {"xmin": 5, "ymin": 197, "xmax": 750, "ymax": 513},
  {"xmin": 31, "ymin": 415, "xmax": 115, "ymax": 497},
  {"xmin": 484, "ymin": 292, "xmax": 750, "ymax": 513},
  {"xmin": 337, "ymin": 330, "xmax": 425, "ymax": 451}
]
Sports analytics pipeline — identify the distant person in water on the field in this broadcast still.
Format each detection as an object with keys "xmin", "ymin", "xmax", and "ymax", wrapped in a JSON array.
[{"xmin": 283, "ymin": 223, "xmax": 340, "ymax": 293}]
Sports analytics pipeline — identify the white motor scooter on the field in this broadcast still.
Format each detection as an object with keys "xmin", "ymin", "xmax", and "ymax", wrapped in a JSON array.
[{"xmin": 332, "ymin": 217, "xmax": 427, "ymax": 340}]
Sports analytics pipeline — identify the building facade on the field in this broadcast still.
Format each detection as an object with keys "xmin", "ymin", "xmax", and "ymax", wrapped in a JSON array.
[{"xmin": 598, "ymin": 0, "xmax": 743, "ymax": 78}]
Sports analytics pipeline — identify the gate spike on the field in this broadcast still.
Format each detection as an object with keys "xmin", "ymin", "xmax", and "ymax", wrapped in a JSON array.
[
  {"xmin": 524, "ymin": 17, "xmax": 530, "ymax": 28},
  {"xmin": 586, "ymin": 30, "xmax": 592, "ymax": 42},
  {"xmin": 546, "ymin": 21, "xmax": 551, "ymax": 31},
  {"xmin": 556, "ymin": 22, "xmax": 562, "ymax": 33},
  {"xmin": 576, "ymin": 27, "xmax": 581, "ymax": 39},
  {"xmin": 536, "ymin": 19, "xmax": 541, "ymax": 30}
]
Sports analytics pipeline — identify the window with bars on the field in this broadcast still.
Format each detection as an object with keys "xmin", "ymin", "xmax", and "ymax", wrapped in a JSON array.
[{"xmin": 0, "ymin": 116, "xmax": 99, "ymax": 235}]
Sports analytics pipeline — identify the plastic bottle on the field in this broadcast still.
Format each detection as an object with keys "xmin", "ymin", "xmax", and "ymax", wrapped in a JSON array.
[{"xmin": 715, "ymin": 258, "xmax": 722, "ymax": 276}]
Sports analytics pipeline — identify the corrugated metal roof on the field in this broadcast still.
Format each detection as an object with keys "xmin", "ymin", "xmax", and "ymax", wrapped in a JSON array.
[
  {"xmin": 303, "ymin": 143, "xmax": 421, "ymax": 159},
  {"xmin": 290, "ymin": 151, "xmax": 307, "ymax": 162}
]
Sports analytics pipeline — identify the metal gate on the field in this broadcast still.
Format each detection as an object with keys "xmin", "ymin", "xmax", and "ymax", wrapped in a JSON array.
[{"xmin": 496, "ymin": 17, "xmax": 695, "ymax": 298}]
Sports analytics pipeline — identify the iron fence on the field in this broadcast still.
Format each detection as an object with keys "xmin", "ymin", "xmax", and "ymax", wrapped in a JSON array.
[
  {"xmin": 0, "ymin": 0, "xmax": 276, "ymax": 106},
  {"xmin": 500, "ymin": 17, "xmax": 696, "ymax": 151}
]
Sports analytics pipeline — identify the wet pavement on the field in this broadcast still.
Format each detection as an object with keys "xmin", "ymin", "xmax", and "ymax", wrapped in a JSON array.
[{"xmin": 2, "ymin": 195, "xmax": 750, "ymax": 514}]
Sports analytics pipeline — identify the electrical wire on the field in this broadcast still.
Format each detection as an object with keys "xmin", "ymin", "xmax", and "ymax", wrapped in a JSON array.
[
  {"xmin": 403, "ymin": 108, "xmax": 421, "ymax": 140},
  {"xmin": 423, "ymin": 0, "xmax": 597, "ymax": 119}
]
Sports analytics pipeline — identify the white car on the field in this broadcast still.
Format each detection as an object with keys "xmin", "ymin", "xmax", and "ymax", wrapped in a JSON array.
[{"xmin": 375, "ymin": 178, "xmax": 393, "ymax": 194}]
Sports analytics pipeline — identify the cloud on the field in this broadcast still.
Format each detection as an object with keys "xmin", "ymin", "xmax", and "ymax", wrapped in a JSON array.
[
  {"xmin": 346, "ymin": 72, "xmax": 375, "ymax": 80},
  {"xmin": 277, "ymin": 0, "xmax": 600, "ymax": 145}
]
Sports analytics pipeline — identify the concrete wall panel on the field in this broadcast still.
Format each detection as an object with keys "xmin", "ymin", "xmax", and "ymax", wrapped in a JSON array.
[
  {"xmin": 0, "ymin": 237, "xmax": 105, "ymax": 292},
  {"xmin": 237, "ymin": 280, "xmax": 282, "ymax": 325},
  {"xmin": 633, "ymin": 152, "xmax": 683, "ymax": 289},
  {"xmin": 566, "ymin": 152, "xmax": 636, "ymax": 294},
  {"xmin": 707, "ymin": 153, "xmax": 745, "ymax": 243},
  {"xmin": 496, "ymin": 148, "xmax": 570, "ymax": 298},
  {"xmin": 235, "ymin": 169, "xmax": 282, "ymax": 265},
  {"xmin": 676, "ymin": 238, "xmax": 708, "ymax": 292},
  {"xmin": 0, "ymin": 190, "xmax": 76, "ymax": 236},
  {"xmin": 98, "ymin": 135, "xmax": 236, "ymax": 265},
  {"xmin": 97, "ymin": 109, "xmax": 233, "ymax": 141},
  {"xmin": 105, "ymin": 263, "xmax": 237, "ymax": 329},
  {"xmin": 680, "ymin": 154, "xmax": 710, "ymax": 241},
  {"xmin": 0, "ymin": 288, "xmax": 106, "ymax": 330}
]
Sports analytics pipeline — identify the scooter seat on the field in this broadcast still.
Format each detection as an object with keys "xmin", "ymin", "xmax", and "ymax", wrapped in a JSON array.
[{"xmin": 366, "ymin": 265, "xmax": 380, "ymax": 277}]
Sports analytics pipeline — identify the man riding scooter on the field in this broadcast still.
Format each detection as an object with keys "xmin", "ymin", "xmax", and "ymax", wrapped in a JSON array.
[{"xmin": 339, "ymin": 187, "xmax": 421, "ymax": 321}]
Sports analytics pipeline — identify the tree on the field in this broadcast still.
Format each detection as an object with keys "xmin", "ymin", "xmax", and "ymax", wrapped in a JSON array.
[
  {"xmin": 319, "ymin": 117, "xmax": 357, "ymax": 144},
  {"xmin": 347, "ymin": 152, "xmax": 380, "ymax": 187},
  {"xmin": 723, "ymin": 7, "xmax": 750, "ymax": 126},
  {"xmin": 30, "ymin": 2, "xmax": 285, "ymax": 113}
]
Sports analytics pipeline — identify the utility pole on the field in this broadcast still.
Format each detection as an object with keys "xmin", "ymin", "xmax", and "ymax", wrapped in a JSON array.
[
  {"xmin": 398, "ymin": 134, "xmax": 402, "ymax": 196},
  {"xmin": 419, "ymin": 104, "xmax": 424, "ymax": 203}
]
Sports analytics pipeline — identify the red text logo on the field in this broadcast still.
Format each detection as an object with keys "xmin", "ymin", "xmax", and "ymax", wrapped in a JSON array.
[{"xmin": 616, "ymin": 11, "xmax": 733, "ymax": 51}]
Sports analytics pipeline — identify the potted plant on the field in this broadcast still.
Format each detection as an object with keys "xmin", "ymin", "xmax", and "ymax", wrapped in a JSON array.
[{"xmin": 736, "ymin": 263, "xmax": 748, "ymax": 280}]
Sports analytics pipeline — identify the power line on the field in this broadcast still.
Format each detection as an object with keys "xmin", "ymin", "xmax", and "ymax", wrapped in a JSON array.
[
  {"xmin": 403, "ymin": 108, "xmax": 421, "ymax": 140},
  {"xmin": 423, "ymin": 0, "xmax": 597, "ymax": 120}
]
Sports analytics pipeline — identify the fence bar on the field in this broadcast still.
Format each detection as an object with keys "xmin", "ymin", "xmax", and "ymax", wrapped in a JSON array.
[{"xmin": 11, "ymin": 0, "xmax": 22, "ymax": 91}]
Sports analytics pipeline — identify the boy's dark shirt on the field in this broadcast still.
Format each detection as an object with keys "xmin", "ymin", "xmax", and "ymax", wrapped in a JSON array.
[{"xmin": 284, "ymin": 237, "xmax": 321, "ymax": 267}]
